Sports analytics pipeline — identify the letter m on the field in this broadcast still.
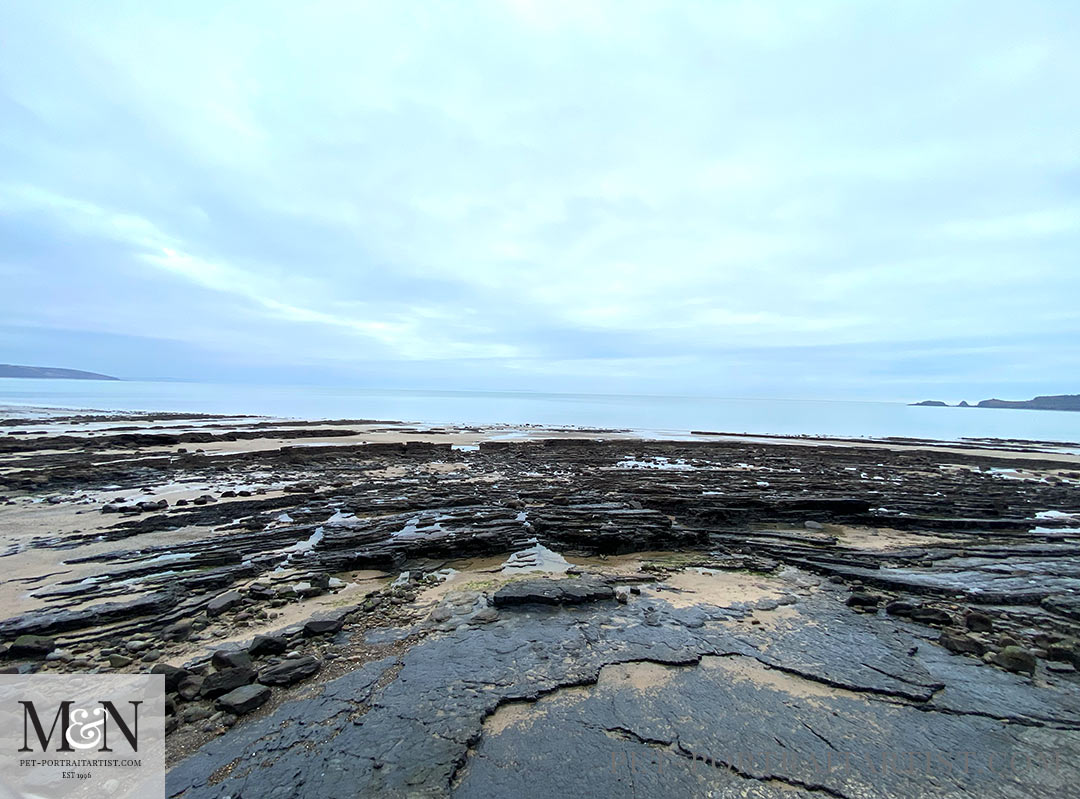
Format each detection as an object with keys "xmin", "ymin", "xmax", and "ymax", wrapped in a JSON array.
[{"xmin": 19, "ymin": 701, "xmax": 74, "ymax": 752}]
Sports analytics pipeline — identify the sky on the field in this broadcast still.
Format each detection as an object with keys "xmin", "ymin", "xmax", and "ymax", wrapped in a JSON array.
[{"xmin": 1, "ymin": 1, "xmax": 1078, "ymax": 401}]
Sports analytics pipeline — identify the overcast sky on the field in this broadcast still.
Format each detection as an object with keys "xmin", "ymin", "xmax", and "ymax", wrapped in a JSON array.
[{"xmin": 1, "ymin": 1, "xmax": 1078, "ymax": 400}]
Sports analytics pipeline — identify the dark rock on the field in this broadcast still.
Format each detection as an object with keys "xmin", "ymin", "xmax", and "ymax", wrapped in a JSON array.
[
  {"xmin": 162, "ymin": 620, "xmax": 193, "ymax": 642},
  {"xmin": 200, "ymin": 666, "xmax": 257, "ymax": 698},
  {"xmin": 493, "ymin": 578, "xmax": 615, "ymax": 607},
  {"xmin": 939, "ymin": 631, "xmax": 986, "ymax": 656},
  {"xmin": 151, "ymin": 663, "xmax": 191, "ymax": 694},
  {"xmin": 249, "ymin": 634, "xmax": 288, "ymax": 657},
  {"xmin": 177, "ymin": 675, "xmax": 204, "ymax": 701},
  {"xmin": 964, "ymin": 611, "xmax": 994, "ymax": 633},
  {"xmin": 7, "ymin": 635, "xmax": 56, "ymax": 658},
  {"xmin": 845, "ymin": 592, "xmax": 882, "ymax": 608},
  {"xmin": 303, "ymin": 618, "xmax": 344, "ymax": 637},
  {"xmin": 212, "ymin": 649, "xmax": 253, "ymax": 671},
  {"xmin": 909, "ymin": 606, "xmax": 953, "ymax": 626},
  {"xmin": 992, "ymin": 646, "xmax": 1036, "ymax": 675},
  {"xmin": 215, "ymin": 684, "xmax": 271, "ymax": 715},
  {"xmin": 885, "ymin": 601, "xmax": 915, "ymax": 617},
  {"xmin": 206, "ymin": 590, "xmax": 244, "ymax": 617},
  {"xmin": 258, "ymin": 656, "xmax": 322, "ymax": 686}
]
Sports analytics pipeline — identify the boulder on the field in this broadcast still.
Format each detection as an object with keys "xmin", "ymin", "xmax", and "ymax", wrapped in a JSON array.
[
  {"xmin": 249, "ymin": 634, "xmax": 288, "ymax": 657},
  {"xmin": 177, "ymin": 675, "xmax": 204, "ymax": 701},
  {"xmin": 938, "ymin": 632, "xmax": 986, "ymax": 656},
  {"xmin": 151, "ymin": 663, "xmax": 191, "ymax": 694},
  {"xmin": 215, "ymin": 684, "xmax": 271, "ymax": 715},
  {"xmin": 884, "ymin": 601, "xmax": 915, "ymax": 617},
  {"xmin": 206, "ymin": 590, "xmax": 244, "ymax": 618},
  {"xmin": 964, "ymin": 611, "xmax": 994, "ymax": 633},
  {"xmin": 845, "ymin": 592, "xmax": 882, "ymax": 608},
  {"xmin": 909, "ymin": 607, "xmax": 953, "ymax": 626},
  {"xmin": 162, "ymin": 620, "xmax": 193, "ymax": 642},
  {"xmin": 200, "ymin": 666, "xmax": 257, "ymax": 698},
  {"xmin": 303, "ymin": 618, "xmax": 343, "ymax": 637},
  {"xmin": 992, "ymin": 646, "xmax": 1036, "ymax": 675},
  {"xmin": 212, "ymin": 649, "xmax": 253, "ymax": 671},
  {"xmin": 7, "ymin": 635, "xmax": 56, "ymax": 658},
  {"xmin": 258, "ymin": 656, "xmax": 322, "ymax": 686}
]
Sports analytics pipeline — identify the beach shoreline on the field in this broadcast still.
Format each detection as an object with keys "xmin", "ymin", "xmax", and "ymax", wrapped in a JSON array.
[{"xmin": 2, "ymin": 406, "xmax": 1079, "ymax": 795}]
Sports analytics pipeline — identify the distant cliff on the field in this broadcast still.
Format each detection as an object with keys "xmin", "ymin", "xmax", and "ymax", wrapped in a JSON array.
[
  {"xmin": 911, "ymin": 394, "xmax": 1080, "ymax": 412},
  {"xmin": 0, "ymin": 364, "xmax": 119, "ymax": 381}
]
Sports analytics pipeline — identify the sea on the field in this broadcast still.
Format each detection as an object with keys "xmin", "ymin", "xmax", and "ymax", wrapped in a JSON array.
[{"xmin": 0, "ymin": 378, "xmax": 1077, "ymax": 444}]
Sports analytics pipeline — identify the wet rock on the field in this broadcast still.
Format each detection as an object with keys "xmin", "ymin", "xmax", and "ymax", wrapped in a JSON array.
[
  {"xmin": 258, "ymin": 656, "xmax": 322, "ymax": 686},
  {"xmin": 249, "ymin": 634, "xmax": 288, "ymax": 657},
  {"xmin": 216, "ymin": 684, "xmax": 271, "ymax": 715},
  {"xmin": 177, "ymin": 675, "xmax": 204, "ymax": 701},
  {"xmin": 493, "ymin": 578, "xmax": 614, "ymax": 607},
  {"xmin": 182, "ymin": 704, "xmax": 213, "ymax": 723},
  {"xmin": 303, "ymin": 618, "xmax": 343, "ymax": 637},
  {"xmin": 845, "ymin": 592, "xmax": 882, "ymax": 608},
  {"xmin": 206, "ymin": 590, "xmax": 244, "ymax": 617},
  {"xmin": 909, "ymin": 606, "xmax": 953, "ymax": 626},
  {"xmin": 992, "ymin": 646, "xmax": 1037, "ymax": 675},
  {"xmin": 291, "ymin": 581, "xmax": 324, "ymax": 599},
  {"xmin": 200, "ymin": 666, "xmax": 257, "ymax": 698},
  {"xmin": 1047, "ymin": 642, "xmax": 1080, "ymax": 665},
  {"xmin": 162, "ymin": 620, "xmax": 193, "ymax": 642},
  {"xmin": 7, "ymin": 635, "xmax": 56, "ymax": 658},
  {"xmin": 939, "ymin": 631, "xmax": 986, "ymax": 656},
  {"xmin": 211, "ymin": 649, "xmax": 253, "ymax": 671},
  {"xmin": 1047, "ymin": 661, "xmax": 1077, "ymax": 674},
  {"xmin": 151, "ymin": 663, "xmax": 191, "ymax": 694},
  {"xmin": 885, "ymin": 600, "xmax": 915, "ymax": 617},
  {"xmin": 964, "ymin": 611, "xmax": 994, "ymax": 633},
  {"xmin": 248, "ymin": 582, "xmax": 275, "ymax": 600}
]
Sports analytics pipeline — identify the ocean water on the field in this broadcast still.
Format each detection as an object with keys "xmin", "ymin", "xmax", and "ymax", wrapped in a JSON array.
[{"xmin": 0, "ymin": 378, "xmax": 1077, "ymax": 444}]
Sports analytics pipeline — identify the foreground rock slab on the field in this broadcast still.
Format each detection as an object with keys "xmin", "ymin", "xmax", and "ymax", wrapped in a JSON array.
[{"xmin": 167, "ymin": 588, "xmax": 1080, "ymax": 798}]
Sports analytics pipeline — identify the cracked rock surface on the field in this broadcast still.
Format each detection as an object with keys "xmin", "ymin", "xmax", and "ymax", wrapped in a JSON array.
[{"xmin": 168, "ymin": 586, "xmax": 1080, "ymax": 798}]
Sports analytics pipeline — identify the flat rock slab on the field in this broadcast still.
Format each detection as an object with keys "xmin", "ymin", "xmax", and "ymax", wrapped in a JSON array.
[
  {"xmin": 216, "ymin": 684, "xmax": 270, "ymax": 715},
  {"xmin": 493, "ymin": 577, "xmax": 615, "ymax": 607},
  {"xmin": 258, "ymin": 655, "xmax": 322, "ymax": 686},
  {"xmin": 167, "ymin": 592, "xmax": 1080, "ymax": 799}
]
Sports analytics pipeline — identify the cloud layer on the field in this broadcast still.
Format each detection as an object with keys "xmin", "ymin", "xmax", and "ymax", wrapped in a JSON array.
[{"xmin": 2, "ymin": 1, "xmax": 1078, "ymax": 399}]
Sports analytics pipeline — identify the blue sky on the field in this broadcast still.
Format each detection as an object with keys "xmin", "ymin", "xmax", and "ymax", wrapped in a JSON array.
[{"xmin": 1, "ymin": 1, "xmax": 1078, "ymax": 401}]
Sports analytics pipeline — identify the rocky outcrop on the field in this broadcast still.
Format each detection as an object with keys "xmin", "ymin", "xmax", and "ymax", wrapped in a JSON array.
[{"xmin": 493, "ymin": 578, "xmax": 615, "ymax": 607}]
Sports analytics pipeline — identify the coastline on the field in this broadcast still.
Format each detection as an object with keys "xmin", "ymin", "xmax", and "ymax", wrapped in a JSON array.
[{"xmin": 2, "ymin": 406, "xmax": 1080, "ymax": 795}]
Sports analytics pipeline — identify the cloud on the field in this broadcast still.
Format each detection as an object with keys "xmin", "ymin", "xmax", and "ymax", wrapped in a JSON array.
[{"xmin": 0, "ymin": 1, "xmax": 1078, "ymax": 399}]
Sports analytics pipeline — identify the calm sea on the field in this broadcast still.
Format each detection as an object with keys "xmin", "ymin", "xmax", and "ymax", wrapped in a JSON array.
[{"xmin": 0, "ymin": 379, "xmax": 1077, "ymax": 444}]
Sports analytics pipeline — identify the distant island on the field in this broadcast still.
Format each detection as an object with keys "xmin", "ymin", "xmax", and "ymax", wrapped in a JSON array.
[
  {"xmin": 911, "ymin": 394, "xmax": 1080, "ymax": 412},
  {"xmin": 0, "ymin": 364, "xmax": 119, "ymax": 381}
]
